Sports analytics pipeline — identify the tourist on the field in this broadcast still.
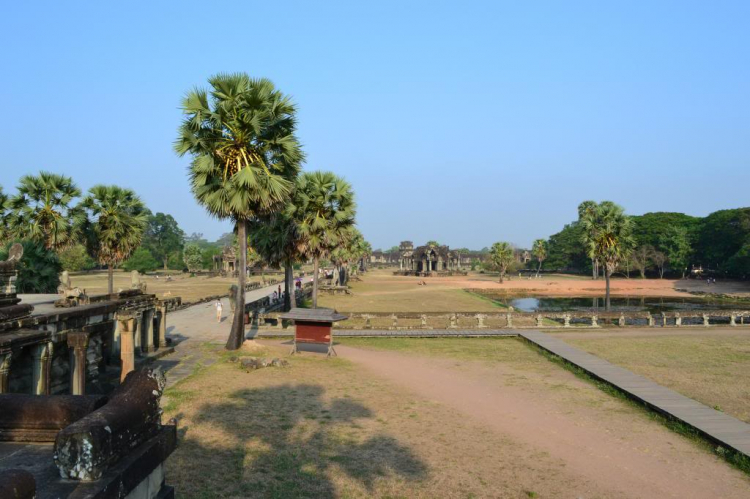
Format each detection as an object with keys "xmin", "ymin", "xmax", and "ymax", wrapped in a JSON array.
[
  {"xmin": 273, "ymin": 291, "xmax": 278, "ymax": 302},
  {"xmin": 278, "ymin": 285, "xmax": 282, "ymax": 297},
  {"xmin": 215, "ymin": 299, "xmax": 223, "ymax": 323}
]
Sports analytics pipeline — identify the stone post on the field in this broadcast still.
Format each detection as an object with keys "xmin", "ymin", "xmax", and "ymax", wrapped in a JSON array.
[
  {"xmin": 647, "ymin": 313, "xmax": 654, "ymax": 327},
  {"xmin": 506, "ymin": 313, "xmax": 513, "ymax": 328},
  {"xmin": 591, "ymin": 315, "xmax": 598, "ymax": 328},
  {"xmin": 476, "ymin": 314, "xmax": 486, "ymax": 328},
  {"xmin": 133, "ymin": 313, "xmax": 143, "ymax": 355},
  {"xmin": 662, "ymin": 314, "xmax": 667, "ymax": 327},
  {"xmin": 449, "ymin": 314, "xmax": 458, "ymax": 329},
  {"xmin": 120, "ymin": 318, "xmax": 136, "ymax": 382},
  {"xmin": 730, "ymin": 314, "xmax": 737, "ymax": 327},
  {"xmin": 364, "ymin": 315, "xmax": 372, "ymax": 329},
  {"xmin": 703, "ymin": 314, "xmax": 709, "ymax": 327},
  {"xmin": 675, "ymin": 313, "xmax": 682, "ymax": 327},
  {"xmin": 536, "ymin": 314, "xmax": 543, "ymax": 327},
  {"xmin": 32, "ymin": 342, "xmax": 53, "ymax": 395},
  {"xmin": 158, "ymin": 304, "xmax": 168, "ymax": 347},
  {"xmin": 564, "ymin": 314, "xmax": 571, "ymax": 328},
  {"xmin": 618, "ymin": 314, "xmax": 626, "ymax": 327},
  {"xmin": 420, "ymin": 314, "xmax": 428, "ymax": 329},
  {"xmin": 68, "ymin": 331, "xmax": 90, "ymax": 395},
  {"xmin": 391, "ymin": 314, "xmax": 398, "ymax": 329},
  {"xmin": 142, "ymin": 309, "xmax": 156, "ymax": 353},
  {"xmin": 0, "ymin": 352, "xmax": 11, "ymax": 394}
]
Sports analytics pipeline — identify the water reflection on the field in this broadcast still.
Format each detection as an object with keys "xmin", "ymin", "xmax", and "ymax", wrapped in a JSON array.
[{"xmin": 504, "ymin": 296, "xmax": 744, "ymax": 314}]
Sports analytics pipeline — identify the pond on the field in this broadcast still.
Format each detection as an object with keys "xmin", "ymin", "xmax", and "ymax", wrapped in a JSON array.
[{"xmin": 494, "ymin": 296, "xmax": 748, "ymax": 314}]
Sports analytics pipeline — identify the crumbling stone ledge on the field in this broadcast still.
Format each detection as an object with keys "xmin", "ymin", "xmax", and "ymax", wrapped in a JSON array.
[{"xmin": 0, "ymin": 394, "xmax": 107, "ymax": 442}]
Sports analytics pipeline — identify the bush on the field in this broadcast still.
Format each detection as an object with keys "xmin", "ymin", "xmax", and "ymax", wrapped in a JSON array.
[
  {"xmin": 58, "ymin": 244, "xmax": 96, "ymax": 271},
  {"xmin": 122, "ymin": 247, "xmax": 159, "ymax": 273},
  {"xmin": 0, "ymin": 240, "xmax": 61, "ymax": 293}
]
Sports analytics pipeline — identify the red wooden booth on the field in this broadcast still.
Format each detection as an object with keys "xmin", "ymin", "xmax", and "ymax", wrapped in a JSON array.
[{"xmin": 280, "ymin": 308, "xmax": 348, "ymax": 357}]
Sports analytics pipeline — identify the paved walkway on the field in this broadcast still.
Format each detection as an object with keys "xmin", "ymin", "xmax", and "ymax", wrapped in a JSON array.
[{"xmin": 520, "ymin": 330, "xmax": 750, "ymax": 459}]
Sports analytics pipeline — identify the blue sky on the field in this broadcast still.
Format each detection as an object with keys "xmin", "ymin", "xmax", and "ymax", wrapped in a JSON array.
[{"xmin": 1, "ymin": 1, "xmax": 748, "ymax": 250}]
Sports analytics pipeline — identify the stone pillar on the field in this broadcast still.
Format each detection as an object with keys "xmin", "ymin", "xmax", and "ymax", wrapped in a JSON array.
[
  {"xmin": 675, "ymin": 313, "xmax": 682, "ymax": 327},
  {"xmin": 591, "ymin": 315, "xmax": 599, "ymax": 328},
  {"xmin": 476, "ymin": 314, "xmax": 486, "ymax": 328},
  {"xmin": 449, "ymin": 313, "xmax": 458, "ymax": 329},
  {"xmin": 32, "ymin": 342, "xmax": 53, "ymax": 395},
  {"xmin": 0, "ymin": 352, "xmax": 11, "ymax": 394},
  {"xmin": 618, "ymin": 314, "xmax": 626, "ymax": 327},
  {"xmin": 703, "ymin": 314, "xmax": 709, "ymax": 327},
  {"xmin": 391, "ymin": 314, "xmax": 398, "ymax": 329},
  {"xmin": 564, "ymin": 314, "xmax": 571, "ymax": 328},
  {"xmin": 120, "ymin": 318, "xmax": 136, "ymax": 382},
  {"xmin": 67, "ymin": 331, "xmax": 90, "ymax": 396},
  {"xmin": 647, "ymin": 313, "xmax": 654, "ymax": 327},
  {"xmin": 506, "ymin": 313, "xmax": 513, "ymax": 328},
  {"xmin": 730, "ymin": 314, "xmax": 737, "ymax": 327},
  {"xmin": 364, "ymin": 315, "xmax": 371, "ymax": 329},
  {"xmin": 420, "ymin": 314, "xmax": 428, "ymax": 329},
  {"xmin": 142, "ymin": 309, "xmax": 156, "ymax": 353},
  {"xmin": 536, "ymin": 314, "xmax": 544, "ymax": 327},
  {"xmin": 158, "ymin": 305, "xmax": 168, "ymax": 347},
  {"xmin": 133, "ymin": 314, "xmax": 143, "ymax": 356}
]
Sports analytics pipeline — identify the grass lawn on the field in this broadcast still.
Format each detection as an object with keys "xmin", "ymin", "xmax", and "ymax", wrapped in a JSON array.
[{"xmin": 562, "ymin": 332, "xmax": 750, "ymax": 423}]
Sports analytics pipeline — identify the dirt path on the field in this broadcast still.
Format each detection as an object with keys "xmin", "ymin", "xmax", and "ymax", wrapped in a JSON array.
[
  {"xmin": 550, "ymin": 327, "xmax": 750, "ymax": 340},
  {"xmin": 331, "ymin": 343, "xmax": 750, "ymax": 498}
]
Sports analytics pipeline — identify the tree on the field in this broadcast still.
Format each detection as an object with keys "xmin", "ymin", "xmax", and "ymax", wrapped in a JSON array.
[
  {"xmin": 143, "ymin": 212, "xmax": 185, "ymax": 270},
  {"xmin": 80, "ymin": 185, "xmax": 148, "ymax": 294},
  {"xmin": 426, "ymin": 240, "xmax": 440, "ymax": 247},
  {"xmin": 0, "ymin": 186, "xmax": 11, "ymax": 245},
  {"xmin": 580, "ymin": 201, "xmax": 634, "ymax": 310},
  {"xmin": 58, "ymin": 244, "xmax": 96, "ymax": 271},
  {"xmin": 0, "ymin": 240, "xmax": 61, "ymax": 293},
  {"xmin": 543, "ymin": 222, "xmax": 589, "ymax": 272},
  {"xmin": 176, "ymin": 73, "xmax": 303, "ymax": 350},
  {"xmin": 578, "ymin": 200, "xmax": 602, "ymax": 279},
  {"xmin": 489, "ymin": 242, "xmax": 514, "ymax": 283},
  {"xmin": 183, "ymin": 244, "xmax": 204, "ymax": 273},
  {"xmin": 122, "ymin": 247, "xmax": 160, "ymax": 273},
  {"xmin": 659, "ymin": 226, "xmax": 691, "ymax": 278},
  {"xmin": 532, "ymin": 239, "xmax": 547, "ymax": 277},
  {"xmin": 631, "ymin": 245, "xmax": 652, "ymax": 279},
  {"xmin": 251, "ymin": 212, "xmax": 302, "ymax": 312},
  {"xmin": 651, "ymin": 249, "xmax": 667, "ymax": 278},
  {"xmin": 292, "ymin": 171, "xmax": 356, "ymax": 308},
  {"xmin": 8, "ymin": 172, "xmax": 82, "ymax": 252}
]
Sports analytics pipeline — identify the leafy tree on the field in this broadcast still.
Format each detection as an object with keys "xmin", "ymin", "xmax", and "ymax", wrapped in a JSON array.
[
  {"xmin": 659, "ymin": 226, "xmax": 691, "ymax": 278},
  {"xmin": 631, "ymin": 212, "xmax": 700, "ymax": 250},
  {"xmin": 292, "ymin": 171, "xmax": 356, "ymax": 308},
  {"xmin": 8, "ymin": 172, "xmax": 82, "ymax": 252},
  {"xmin": 58, "ymin": 243, "xmax": 96, "ymax": 271},
  {"xmin": 0, "ymin": 240, "xmax": 61, "ymax": 293},
  {"xmin": 544, "ymin": 222, "xmax": 589, "ymax": 272},
  {"xmin": 387, "ymin": 246, "xmax": 400, "ymax": 253},
  {"xmin": 651, "ymin": 249, "xmax": 667, "ymax": 278},
  {"xmin": 176, "ymin": 73, "xmax": 303, "ymax": 350},
  {"xmin": 216, "ymin": 232, "xmax": 234, "ymax": 247},
  {"xmin": 201, "ymin": 246, "xmax": 221, "ymax": 270},
  {"xmin": 80, "ymin": 185, "xmax": 148, "ymax": 294},
  {"xmin": 532, "ymin": 239, "xmax": 547, "ymax": 278},
  {"xmin": 578, "ymin": 200, "xmax": 602, "ymax": 279},
  {"xmin": 426, "ymin": 240, "xmax": 440, "ymax": 247},
  {"xmin": 143, "ymin": 212, "xmax": 185, "ymax": 269},
  {"xmin": 489, "ymin": 242, "xmax": 514, "ymax": 283},
  {"xmin": 122, "ymin": 247, "xmax": 159, "ymax": 273},
  {"xmin": 579, "ymin": 201, "xmax": 634, "ymax": 310},
  {"xmin": 183, "ymin": 244, "xmax": 204, "ymax": 273},
  {"xmin": 694, "ymin": 208, "xmax": 750, "ymax": 272},
  {"xmin": 168, "ymin": 251, "xmax": 186, "ymax": 270},
  {"xmin": 0, "ymin": 186, "xmax": 11, "ymax": 245},
  {"xmin": 631, "ymin": 245, "xmax": 652, "ymax": 279}
]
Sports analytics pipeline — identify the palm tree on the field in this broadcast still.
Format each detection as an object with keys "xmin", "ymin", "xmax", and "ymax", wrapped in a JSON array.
[
  {"xmin": 532, "ymin": 239, "xmax": 547, "ymax": 278},
  {"xmin": 80, "ymin": 185, "xmax": 148, "ymax": 294},
  {"xmin": 0, "ymin": 186, "xmax": 10, "ymax": 246},
  {"xmin": 292, "ymin": 171, "xmax": 356, "ymax": 308},
  {"xmin": 175, "ymin": 73, "xmax": 303, "ymax": 350},
  {"xmin": 490, "ymin": 242, "xmax": 514, "ymax": 283},
  {"xmin": 578, "ymin": 200, "xmax": 600, "ymax": 279},
  {"xmin": 8, "ymin": 172, "xmax": 82, "ymax": 252},
  {"xmin": 579, "ymin": 201, "xmax": 634, "ymax": 310}
]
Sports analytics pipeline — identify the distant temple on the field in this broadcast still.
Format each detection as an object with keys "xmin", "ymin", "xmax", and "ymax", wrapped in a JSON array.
[{"xmin": 394, "ymin": 241, "xmax": 468, "ymax": 276}]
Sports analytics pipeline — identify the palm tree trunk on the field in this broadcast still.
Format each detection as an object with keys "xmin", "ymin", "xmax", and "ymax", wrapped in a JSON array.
[
  {"xmin": 163, "ymin": 257, "xmax": 168, "ymax": 271},
  {"xmin": 226, "ymin": 221, "xmax": 247, "ymax": 350},
  {"xmin": 284, "ymin": 263, "xmax": 292, "ymax": 312},
  {"xmin": 107, "ymin": 264, "xmax": 114, "ymax": 294},
  {"xmin": 605, "ymin": 269, "xmax": 611, "ymax": 311},
  {"xmin": 591, "ymin": 260, "xmax": 596, "ymax": 280},
  {"xmin": 536, "ymin": 261, "xmax": 542, "ymax": 278},
  {"xmin": 499, "ymin": 267, "xmax": 504, "ymax": 283},
  {"xmin": 313, "ymin": 257, "xmax": 320, "ymax": 308}
]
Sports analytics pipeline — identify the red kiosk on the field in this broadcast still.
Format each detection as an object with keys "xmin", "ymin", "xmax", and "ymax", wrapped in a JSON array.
[{"xmin": 280, "ymin": 308, "xmax": 347, "ymax": 357}]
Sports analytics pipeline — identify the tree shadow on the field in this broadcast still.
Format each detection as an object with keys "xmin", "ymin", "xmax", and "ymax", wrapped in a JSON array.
[{"xmin": 186, "ymin": 384, "xmax": 428, "ymax": 497}]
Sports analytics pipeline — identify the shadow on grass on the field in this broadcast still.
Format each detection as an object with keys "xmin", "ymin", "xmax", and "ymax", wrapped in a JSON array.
[{"xmin": 182, "ymin": 383, "xmax": 427, "ymax": 497}]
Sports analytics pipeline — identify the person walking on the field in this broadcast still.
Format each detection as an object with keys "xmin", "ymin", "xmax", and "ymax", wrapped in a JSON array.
[{"xmin": 215, "ymin": 299, "xmax": 223, "ymax": 323}]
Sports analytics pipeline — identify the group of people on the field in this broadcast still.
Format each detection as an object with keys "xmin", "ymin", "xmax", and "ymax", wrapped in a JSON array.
[{"xmin": 215, "ymin": 278, "xmax": 307, "ymax": 323}]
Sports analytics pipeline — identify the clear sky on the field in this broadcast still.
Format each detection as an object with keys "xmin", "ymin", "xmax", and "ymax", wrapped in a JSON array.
[{"xmin": 1, "ymin": 1, "xmax": 748, "ymax": 250}]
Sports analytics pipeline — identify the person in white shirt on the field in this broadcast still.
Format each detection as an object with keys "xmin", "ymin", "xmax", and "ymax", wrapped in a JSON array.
[{"xmin": 215, "ymin": 300, "xmax": 223, "ymax": 323}]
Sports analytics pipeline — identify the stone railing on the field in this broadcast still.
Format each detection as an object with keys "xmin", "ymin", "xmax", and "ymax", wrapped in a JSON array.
[{"xmin": 253, "ymin": 309, "xmax": 750, "ymax": 331}]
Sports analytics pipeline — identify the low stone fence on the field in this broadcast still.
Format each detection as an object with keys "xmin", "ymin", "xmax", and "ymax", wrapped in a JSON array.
[{"xmin": 253, "ymin": 309, "xmax": 750, "ymax": 331}]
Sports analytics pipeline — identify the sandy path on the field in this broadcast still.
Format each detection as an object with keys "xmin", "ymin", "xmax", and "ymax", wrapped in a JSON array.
[
  {"xmin": 333, "ymin": 344, "xmax": 750, "ymax": 498},
  {"xmin": 550, "ymin": 327, "xmax": 750, "ymax": 340}
]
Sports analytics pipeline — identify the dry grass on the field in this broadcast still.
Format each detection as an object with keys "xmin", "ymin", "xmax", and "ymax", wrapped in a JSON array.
[
  {"xmin": 67, "ymin": 271, "xmax": 276, "ymax": 303},
  {"xmin": 163, "ymin": 341, "xmax": 598, "ymax": 498},
  {"xmin": 563, "ymin": 332, "xmax": 750, "ymax": 422}
]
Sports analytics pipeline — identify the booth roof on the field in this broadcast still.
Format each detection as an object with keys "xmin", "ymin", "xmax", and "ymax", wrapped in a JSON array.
[{"xmin": 279, "ymin": 308, "xmax": 348, "ymax": 322}]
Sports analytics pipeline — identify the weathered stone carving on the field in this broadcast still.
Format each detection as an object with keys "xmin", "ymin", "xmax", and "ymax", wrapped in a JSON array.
[
  {"xmin": 0, "ymin": 394, "xmax": 107, "ymax": 442},
  {"xmin": 130, "ymin": 270, "xmax": 147, "ymax": 293},
  {"xmin": 54, "ymin": 368, "xmax": 166, "ymax": 481},
  {"xmin": 0, "ymin": 244, "xmax": 33, "ymax": 320}
]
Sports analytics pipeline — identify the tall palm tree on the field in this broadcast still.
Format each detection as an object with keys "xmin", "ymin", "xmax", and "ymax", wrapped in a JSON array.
[
  {"xmin": 490, "ymin": 242, "xmax": 514, "ymax": 283},
  {"xmin": 175, "ymin": 73, "xmax": 303, "ymax": 350},
  {"xmin": 532, "ymin": 239, "xmax": 547, "ymax": 278},
  {"xmin": 578, "ymin": 200, "xmax": 600, "ymax": 279},
  {"xmin": 80, "ymin": 185, "xmax": 148, "ymax": 294},
  {"xmin": 580, "ymin": 201, "xmax": 634, "ymax": 310},
  {"xmin": 8, "ymin": 172, "xmax": 82, "ymax": 252},
  {"xmin": 0, "ymin": 186, "xmax": 10, "ymax": 246},
  {"xmin": 292, "ymin": 171, "xmax": 356, "ymax": 308}
]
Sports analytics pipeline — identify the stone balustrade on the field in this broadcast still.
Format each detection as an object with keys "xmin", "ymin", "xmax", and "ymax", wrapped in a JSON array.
[{"xmin": 253, "ymin": 309, "xmax": 750, "ymax": 331}]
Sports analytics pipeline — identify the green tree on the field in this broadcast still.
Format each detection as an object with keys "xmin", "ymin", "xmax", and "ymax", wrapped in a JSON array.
[
  {"xmin": 292, "ymin": 171, "xmax": 356, "ymax": 308},
  {"xmin": 176, "ymin": 73, "xmax": 303, "ymax": 350},
  {"xmin": 8, "ymin": 172, "xmax": 82, "ymax": 252},
  {"xmin": 532, "ymin": 239, "xmax": 547, "ymax": 278},
  {"xmin": 659, "ymin": 226, "xmax": 691, "ymax": 278},
  {"xmin": 489, "ymin": 242, "xmax": 514, "ymax": 283},
  {"xmin": 143, "ymin": 212, "xmax": 185, "ymax": 270},
  {"xmin": 183, "ymin": 244, "xmax": 204, "ymax": 273},
  {"xmin": 543, "ymin": 222, "xmax": 589, "ymax": 272},
  {"xmin": 631, "ymin": 245, "xmax": 652, "ymax": 279},
  {"xmin": 694, "ymin": 208, "xmax": 750, "ymax": 273},
  {"xmin": 122, "ymin": 247, "xmax": 160, "ymax": 273},
  {"xmin": 580, "ymin": 201, "xmax": 634, "ymax": 310},
  {"xmin": 426, "ymin": 240, "xmax": 440, "ymax": 247},
  {"xmin": 80, "ymin": 185, "xmax": 148, "ymax": 294},
  {"xmin": 0, "ymin": 186, "xmax": 11, "ymax": 245},
  {"xmin": 0, "ymin": 240, "xmax": 61, "ymax": 293},
  {"xmin": 58, "ymin": 243, "xmax": 96, "ymax": 271}
]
